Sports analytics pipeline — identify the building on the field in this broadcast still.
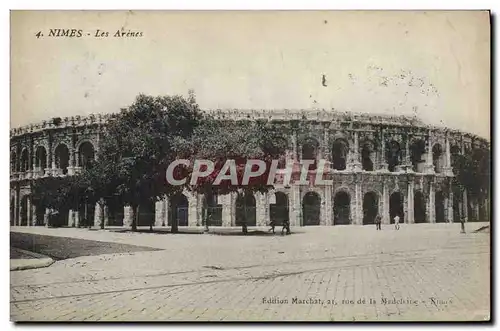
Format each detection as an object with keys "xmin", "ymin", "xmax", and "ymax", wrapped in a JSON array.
[{"xmin": 10, "ymin": 109, "xmax": 490, "ymax": 228}]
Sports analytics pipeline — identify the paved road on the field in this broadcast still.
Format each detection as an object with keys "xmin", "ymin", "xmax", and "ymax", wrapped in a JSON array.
[{"xmin": 10, "ymin": 223, "xmax": 490, "ymax": 321}]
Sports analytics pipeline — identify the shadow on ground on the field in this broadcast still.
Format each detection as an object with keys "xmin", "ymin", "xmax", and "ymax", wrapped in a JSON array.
[
  {"xmin": 102, "ymin": 228, "xmax": 301, "ymax": 236},
  {"xmin": 10, "ymin": 232, "xmax": 161, "ymax": 261}
]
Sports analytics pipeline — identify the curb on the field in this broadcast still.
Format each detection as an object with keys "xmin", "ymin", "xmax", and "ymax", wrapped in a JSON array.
[{"xmin": 10, "ymin": 248, "xmax": 55, "ymax": 271}]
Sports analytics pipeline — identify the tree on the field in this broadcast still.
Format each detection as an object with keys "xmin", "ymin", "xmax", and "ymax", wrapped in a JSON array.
[
  {"xmin": 181, "ymin": 116, "xmax": 288, "ymax": 233},
  {"xmin": 452, "ymin": 146, "xmax": 490, "ymax": 218},
  {"xmin": 96, "ymin": 93, "xmax": 203, "ymax": 232}
]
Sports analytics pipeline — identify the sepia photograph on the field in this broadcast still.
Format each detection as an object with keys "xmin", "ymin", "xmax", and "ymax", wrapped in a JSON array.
[{"xmin": 9, "ymin": 10, "xmax": 491, "ymax": 322}]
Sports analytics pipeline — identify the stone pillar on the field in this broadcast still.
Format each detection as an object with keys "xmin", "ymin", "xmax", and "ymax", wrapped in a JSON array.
[
  {"xmin": 74, "ymin": 210, "xmax": 80, "ymax": 227},
  {"xmin": 104, "ymin": 205, "xmax": 109, "ymax": 226},
  {"xmin": 290, "ymin": 185, "xmax": 301, "ymax": 226},
  {"xmin": 407, "ymin": 179, "xmax": 415, "ymax": 224},
  {"xmin": 44, "ymin": 208, "xmax": 50, "ymax": 227},
  {"xmin": 187, "ymin": 194, "xmax": 198, "ymax": 227},
  {"xmin": 123, "ymin": 206, "xmax": 133, "ymax": 227},
  {"xmin": 382, "ymin": 180, "xmax": 390, "ymax": 224},
  {"xmin": 13, "ymin": 191, "xmax": 18, "ymax": 226},
  {"xmin": 462, "ymin": 190, "xmax": 468, "ymax": 222},
  {"xmin": 155, "ymin": 199, "xmax": 166, "ymax": 227},
  {"xmin": 424, "ymin": 133, "xmax": 435, "ymax": 174},
  {"xmin": 68, "ymin": 209, "xmax": 75, "ymax": 227},
  {"xmin": 221, "ymin": 193, "xmax": 232, "ymax": 227},
  {"xmin": 323, "ymin": 127, "xmax": 331, "ymax": 162},
  {"xmin": 447, "ymin": 190, "xmax": 454, "ymax": 223},
  {"xmin": 94, "ymin": 203, "xmax": 103, "ymax": 227},
  {"xmin": 67, "ymin": 150, "xmax": 75, "ymax": 175},
  {"xmin": 378, "ymin": 129, "xmax": 388, "ymax": 171},
  {"xmin": 323, "ymin": 185, "xmax": 333, "ymax": 226},
  {"xmin": 427, "ymin": 183, "xmax": 436, "ymax": 223},
  {"xmin": 255, "ymin": 192, "xmax": 269, "ymax": 227},
  {"xmin": 443, "ymin": 136, "xmax": 453, "ymax": 176},
  {"xmin": 405, "ymin": 136, "xmax": 412, "ymax": 172},
  {"xmin": 352, "ymin": 181, "xmax": 362, "ymax": 224},
  {"xmin": 31, "ymin": 204, "xmax": 37, "ymax": 226},
  {"xmin": 351, "ymin": 131, "xmax": 362, "ymax": 172},
  {"xmin": 291, "ymin": 131, "xmax": 298, "ymax": 162},
  {"xmin": 26, "ymin": 196, "xmax": 32, "ymax": 227}
]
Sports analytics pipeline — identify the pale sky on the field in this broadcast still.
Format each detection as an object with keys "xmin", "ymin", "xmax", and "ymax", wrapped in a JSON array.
[{"xmin": 11, "ymin": 11, "xmax": 490, "ymax": 138}]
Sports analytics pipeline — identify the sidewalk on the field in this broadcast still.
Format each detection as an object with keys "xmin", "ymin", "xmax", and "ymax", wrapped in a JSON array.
[{"xmin": 10, "ymin": 248, "xmax": 54, "ymax": 271}]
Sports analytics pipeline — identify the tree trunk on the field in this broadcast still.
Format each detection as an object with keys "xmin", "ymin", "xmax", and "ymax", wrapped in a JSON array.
[
  {"xmin": 171, "ymin": 205, "xmax": 178, "ymax": 233},
  {"xmin": 242, "ymin": 192, "xmax": 248, "ymax": 234},
  {"xmin": 99, "ymin": 199, "xmax": 105, "ymax": 230}
]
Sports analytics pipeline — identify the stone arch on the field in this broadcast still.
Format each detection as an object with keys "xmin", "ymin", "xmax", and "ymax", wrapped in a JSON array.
[
  {"xmin": 435, "ymin": 191, "xmax": 446, "ymax": 223},
  {"xmin": 301, "ymin": 137, "xmax": 320, "ymax": 170},
  {"xmin": 363, "ymin": 191, "xmax": 379, "ymax": 225},
  {"xmin": 137, "ymin": 200, "xmax": 156, "ymax": 227},
  {"xmin": 331, "ymin": 138, "xmax": 349, "ymax": 171},
  {"xmin": 236, "ymin": 192, "xmax": 257, "ymax": 226},
  {"xmin": 360, "ymin": 140, "xmax": 376, "ymax": 171},
  {"xmin": 54, "ymin": 143, "xmax": 70, "ymax": 175},
  {"xmin": 432, "ymin": 143, "xmax": 444, "ymax": 173},
  {"xmin": 20, "ymin": 148, "xmax": 29, "ymax": 172},
  {"xmin": 201, "ymin": 191, "xmax": 222, "ymax": 226},
  {"xmin": 78, "ymin": 141, "xmax": 95, "ymax": 170},
  {"xmin": 386, "ymin": 140, "xmax": 402, "ymax": 172},
  {"xmin": 390, "ymin": 191, "xmax": 404, "ymax": 223},
  {"xmin": 333, "ymin": 190, "xmax": 351, "ymax": 225},
  {"xmin": 414, "ymin": 190, "xmax": 426, "ymax": 223},
  {"xmin": 169, "ymin": 193, "xmax": 189, "ymax": 227},
  {"xmin": 302, "ymin": 191, "xmax": 321, "ymax": 226},
  {"xmin": 35, "ymin": 145, "xmax": 47, "ymax": 171},
  {"xmin": 270, "ymin": 191, "xmax": 289, "ymax": 226},
  {"xmin": 410, "ymin": 139, "xmax": 426, "ymax": 172}
]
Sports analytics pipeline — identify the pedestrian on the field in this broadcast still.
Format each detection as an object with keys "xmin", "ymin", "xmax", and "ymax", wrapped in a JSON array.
[
  {"xmin": 375, "ymin": 214, "xmax": 382, "ymax": 230},
  {"xmin": 394, "ymin": 214, "xmax": 400, "ymax": 230},
  {"xmin": 269, "ymin": 220, "xmax": 276, "ymax": 234},
  {"xmin": 281, "ymin": 218, "xmax": 290, "ymax": 235},
  {"xmin": 460, "ymin": 216, "xmax": 466, "ymax": 234}
]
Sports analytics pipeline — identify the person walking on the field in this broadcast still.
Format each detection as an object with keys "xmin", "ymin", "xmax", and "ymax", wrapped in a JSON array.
[
  {"xmin": 460, "ymin": 216, "xmax": 466, "ymax": 234},
  {"xmin": 268, "ymin": 220, "xmax": 276, "ymax": 234},
  {"xmin": 281, "ymin": 218, "xmax": 290, "ymax": 235},
  {"xmin": 375, "ymin": 214, "xmax": 382, "ymax": 230},
  {"xmin": 394, "ymin": 214, "xmax": 400, "ymax": 230}
]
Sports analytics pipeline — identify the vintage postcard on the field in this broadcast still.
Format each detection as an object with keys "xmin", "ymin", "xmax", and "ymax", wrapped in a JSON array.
[{"xmin": 10, "ymin": 10, "xmax": 490, "ymax": 322}]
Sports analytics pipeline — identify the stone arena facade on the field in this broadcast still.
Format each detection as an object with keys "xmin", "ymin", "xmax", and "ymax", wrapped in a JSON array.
[{"xmin": 10, "ymin": 109, "xmax": 490, "ymax": 229}]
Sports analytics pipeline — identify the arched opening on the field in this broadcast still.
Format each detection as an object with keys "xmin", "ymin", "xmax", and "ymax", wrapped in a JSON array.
[
  {"xmin": 435, "ymin": 191, "xmax": 445, "ymax": 222},
  {"xmin": 450, "ymin": 145, "xmax": 460, "ymax": 166},
  {"xmin": 386, "ymin": 140, "xmax": 401, "ymax": 172},
  {"xmin": 414, "ymin": 191, "xmax": 426, "ymax": 223},
  {"xmin": 236, "ymin": 192, "xmax": 256, "ymax": 226},
  {"xmin": 137, "ymin": 200, "xmax": 155, "ymax": 227},
  {"xmin": 270, "ymin": 192, "xmax": 289, "ymax": 226},
  {"xmin": 55, "ymin": 144, "xmax": 70, "ymax": 175},
  {"xmin": 432, "ymin": 144, "xmax": 444, "ymax": 173},
  {"xmin": 390, "ymin": 192, "xmax": 404, "ymax": 224},
  {"xmin": 79, "ymin": 142, "xmax": 95, "ymax": 170},
  {"xmin": 410, "ymin": 140, "xmax": 426, "ymax": 172},
  {"xmin": 35, "ymin": 203, "xmax": 45, "ymax": 226},
  {"xmin": 334, "ymin": 191, "xmax": 351, "ymax": 225},
  {"xmin": 11, "ymin": 151, "xmax": 17, "ymax": 173},
  {"xmin": 21, "ymin": 149, "xmax": 29, "ymax": 172},
  {"xmin": 332, "ymin": 139, "xmax": 349, "ymax": 171},
  {"xmin": 169, "ymin": 194, "xmax": 189, "ymax": 227},
  {"xmin": 361, "ymin": 141, "xmax": 375, "ymax": 171},
  {"xmin": 363, "ymin": 192, "xmax": 378, "ymax": 225},
  {"xmin": 106, "ymin": 197, "xmax": 124, "ymax": 226},
  {"xmin": 202, "ymin": 192, "xmax": 222, "ymax": 227},
  {"xmin": 302, "ymin": 192, "xmax": 321, "ymax": 226},
  {"xmin": 35, "ymin": 146, "xmax": 47, "ymax": 175},
  {"xmin": 78, "ymin": 202, "xmax": 95, "ymax": 227},
  {"xmin": 301, "ymin": 138, "xmax": 319, "ymax": 170},
  {"xmin": 10, "ymin": 197, "xmax": 15, "ymax": 226},
  {"xmin": 20, "ymin": 196, "xmax": 28, "ymax": 226}
]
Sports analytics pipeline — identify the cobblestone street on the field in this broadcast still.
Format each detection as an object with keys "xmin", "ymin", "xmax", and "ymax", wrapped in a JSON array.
[{"xmin": 10, "ymin": 223, "xmax": 490, "ymax": 321}]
